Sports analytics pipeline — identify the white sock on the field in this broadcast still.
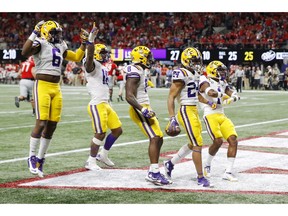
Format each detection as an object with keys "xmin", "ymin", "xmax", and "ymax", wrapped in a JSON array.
[
  {"xmin": 150, "ymin": 163, "xmax": 159, "ymax": 173},
  {"xmin": 37, "ymin": 137, "xmax": 51, "ymax": 159},
  {"xmin": 171, "ymin": 144, "xmax": 192, "ymax": 165},
  {"xmin": 29, "ymin": 137, "xmax": 40, "ymax": 157},
  {"xmin": 205, "ymin": 153, "xmax": 215, "ymax": 167},
  {"xmin": 89, "ymin": 155, "xmax": 96, "ymax": 160},
  {"xmin": 226, "ymin": 157, "xmax": 236, "ymax": 173},
  {"xmin": 100, "ymin": 148, "xmax": 109, "ymax": 156}
]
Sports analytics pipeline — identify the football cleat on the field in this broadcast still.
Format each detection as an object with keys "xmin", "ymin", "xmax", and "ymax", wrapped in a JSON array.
[
  {"xmin": 197, "ymin": 176, "xmax": 213, "ymax": 188},
  {"xmin": 204, "ymin": 166, "xmax": 211, "ymax": 178},
  {"xmin": 27, "ymin": 156, "xmax": 38, "ymax": 175},
  {"xmin": 163, "ymin": 160, "xmax": 174, "ymax": 179},
  {"xmin": 36, "ymin": 157, "xmax": 45, "ymax": 178},
  {"xmin": 96, "ymin": 153, "xmax": 115, "ymax": 167},
  {"xmin": 85, "ymin": 157, "xmax": 102, "ymax": 171},
  {"xmin": 222, "ymin": 171, "xmax": 238, "ymax": 182},
  {"xmin": 15, "ymin": 97, "xmax": 20, "ymax": 108},
  {"xmin": 145, "ymin": 171, "xmax": 173, "ymax": 186}
]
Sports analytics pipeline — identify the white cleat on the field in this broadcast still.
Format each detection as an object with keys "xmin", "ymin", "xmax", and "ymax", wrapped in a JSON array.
[
  {"xmin": 222, "ymin": 172, "xmax": 238, "ymax": 182},
  {"xmin": 96, "ymin": 153, "xmax": 115, "ymax": 167},
  {"xmin": 85, "ymin": 158, "xmax": 102, "ymax": 171},
  {"xmin": 37, "ymin": 170, "xmax": 44, "ymax": 178}
]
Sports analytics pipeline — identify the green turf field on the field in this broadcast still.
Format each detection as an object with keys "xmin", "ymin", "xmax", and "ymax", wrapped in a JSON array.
[{"xmin": 0, "ymin": 84, "xmax": 288, "ymax": 205}]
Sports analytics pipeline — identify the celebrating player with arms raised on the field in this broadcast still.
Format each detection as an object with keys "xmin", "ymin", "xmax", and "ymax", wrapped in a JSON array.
[
  {"xmin": 22, "ymin": 20, "xmax": 89, "ymax": 177},
  {"xmin": 83, "ymin": 23, "xmax": 123, "ymax": 171}
]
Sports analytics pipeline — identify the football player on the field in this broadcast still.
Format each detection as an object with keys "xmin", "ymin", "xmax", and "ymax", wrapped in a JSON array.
[
  {"xmin": 124, "ymin": 46, "xmax": 172, "ymax": 186},
  {"xmin": 163, "ymin": 47, "xmax": 215, "ymax": 187},
  {"xmin": 83, "ymin": 23, "xmax": 123, "ymax": 171},
  {"xmin": 22, "ymin": 20, "xmax": 89, "ymax": 177},
  {"xmin": 15, "ymin": 56, "xmax": 36, "ymax": 116},
  {"xmin": 199, "ymin": 60, "xmax": 240, "ymax": 181}
]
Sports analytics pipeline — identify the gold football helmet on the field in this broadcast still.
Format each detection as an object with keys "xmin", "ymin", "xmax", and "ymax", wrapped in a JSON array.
[
  {"xmin": 94, "ymin": 44, "xmax": 110, "ymax": 62},
  {"xmin": 181, "ymin": 47, "xmax": 203, "ymax": 74},
  {"xmin": 206, "ymin": 60, "xmax": 228, "ymax": 81},
  {"xmin": 41, "ymin": 20, "xmax": 63, "ymax": 43},
  {"xmin": 130, "ymin": 46, "xmax": 154, "ymax": 68}
]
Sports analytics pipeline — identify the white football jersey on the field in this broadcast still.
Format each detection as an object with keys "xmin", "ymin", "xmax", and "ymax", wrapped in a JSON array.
[
  {"xmin": 199, "ymin": 75, "xmax": 229, "ymax": 116},
  {"xmin": 33, "ymin": 38, "xmax": 68, "ymax": 76},
  {"xmin": 172, "ymin": 68, "xmax": 200, "ymax": 106},
  {"xmin": 124, "ymin": 64, "xmax": 150, "ymax": 105},
  {"xmin": 84, "ymin": 58, "xmax": 109, "ymax": 105}
]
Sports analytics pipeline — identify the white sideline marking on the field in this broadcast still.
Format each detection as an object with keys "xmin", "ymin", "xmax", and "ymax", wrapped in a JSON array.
[
  {"xmin": 239, "ymin": 137, "xmax": 288, "ymax": 148},
  {"xmin": 0, "ymin": 118, "xmax": 288, "ymax": 164},
  {"xmin": 277, "ymin": 132, "xmax": 288, "ymax": 136},
  {"xmin": 19, "ymin": 147, "xmax": 288, "ymax": 193}
]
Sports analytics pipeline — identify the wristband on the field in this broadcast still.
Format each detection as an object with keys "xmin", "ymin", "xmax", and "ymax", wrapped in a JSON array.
[
  {"xmin": 28, "ymin": 32, "xmax": 38, "ymax": 41},
  {"xmin": 86, "ymin": 41, "xmax": 93, "ymax": 45}
]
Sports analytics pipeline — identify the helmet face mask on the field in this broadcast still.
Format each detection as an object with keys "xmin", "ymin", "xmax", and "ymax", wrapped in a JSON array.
[
  {"xmin": 181, "ymin": 47, "xmax": 203, "ymax": 75},
  {"xmin": 94, "ymin": 44, "xmax": 110, "ymax": 62},
  {"xmin": 131, "ymin": 46, "xmax": 154, "ymax": 69},
  {"xmin": 206, "ymin": 60, "xmax": 227, "ymax": 81},
  {"xmin": 41, "ymin": 21, "xmax": 63, "ymax": 44}
]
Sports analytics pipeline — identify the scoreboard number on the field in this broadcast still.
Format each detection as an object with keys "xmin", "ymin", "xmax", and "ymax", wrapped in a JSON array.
[
  {"xmin": 228, "ymin": 51, "xmax": 237, "ymax": 61},
  {"xmin": 202, "ymin": 51, "xmax": 211, "ymax": 60},
  {"xmin": 244, "ymin": 51, "xmax": 254, "ymax": 61},
  {"xmin": 170, "ymin": 50, "xmax": 180, "ymax": 61},
  {"xmin": 2, "ymin": 49, "xmax": 17, "ymax": 60}
]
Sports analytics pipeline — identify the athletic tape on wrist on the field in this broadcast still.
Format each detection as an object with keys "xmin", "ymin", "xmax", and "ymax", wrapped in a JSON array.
[{"xmin": 28, "ymin": 32, "xmax": 37, "ymax": 41}]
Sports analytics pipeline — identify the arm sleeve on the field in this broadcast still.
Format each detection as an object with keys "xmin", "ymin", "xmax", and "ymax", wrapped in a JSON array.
[{"xmin": 65, "ymin": 48, "xmax": 85, "ymax": 62}]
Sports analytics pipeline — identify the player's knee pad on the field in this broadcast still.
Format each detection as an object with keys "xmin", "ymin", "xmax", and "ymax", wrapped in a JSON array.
[{"xmin": 92, "ymin": 137, "xmax": 104, "ymax": 146}]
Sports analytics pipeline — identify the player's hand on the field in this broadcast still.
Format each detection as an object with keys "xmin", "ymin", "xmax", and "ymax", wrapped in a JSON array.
[
  {"xmin": 207, "ymin": 101, "xmax": 217, "ymax": 109},
  {"xmin": 165, "ymin": 116, "xmax": 181, "ymax": 137},
  {"xmin": 87, "ymin": 22, "xmax": 99, "ymax": 44},
  {"xmin": 33, "ymin": 20, "xmax": 45, "ymax": 35},
  {"xmin": 167, "ymin": 116, "xmax": 180, "ymax": 129},
  {"xmin": 80, "ymin": 28, "xmax": 89, "ymax": 44},
  {"xmin": 231, "ymin": 92, "xmax": 240, "ymax": 102},
  {"xmin": 222, "ymin": 98, "xmax": 234, "ymax": 105},
  {"xmin": 141, "ymin": 107, "xmax": 156, "ymax": 118}
]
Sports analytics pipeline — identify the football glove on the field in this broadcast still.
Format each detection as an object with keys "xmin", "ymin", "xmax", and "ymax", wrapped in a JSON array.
[
  {"xmin": 33, "ymin": 20, "xmax": 45, "ymax": 35},
  {"xmin": 231, "ymin": 92, "xmax": 240, "ymax": 102},
  {"xmin": 141, "ymin": 107, "xmax": 156, "ymax": 118},
  {"xmin": 165, "ymin": 116, "xmax": 181, "ymax": 137},
  {"xmin": 222, "ymin": 98, "xmax": 234, "ymax": 105},
  {"xmin": 87, "ymin": 22, "xmax": 98, "ymax": 44},
  {"xmin": 80, "ymin": 28, "xmax": 89, "ymax": 44},
  {"xmin": 207, "ymin": 101, "xmax": 217, "ymax": 110}
]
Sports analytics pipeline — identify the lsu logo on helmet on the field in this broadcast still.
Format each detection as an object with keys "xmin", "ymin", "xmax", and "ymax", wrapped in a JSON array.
[
  {"xmin": 181, "ymin": 47, "xmax": 203, "ymax": 74},
  {"xmin": 206, "ymin": 60, "xmax": 227, "ymax": 81},
  {"xmin": 94, "ymin": 44, "xmax": 110, "ymax": 62},
  {"xmin": 41, "ymin": 20, "xmax": 63, "ymax": 43},
  {"xmin": 130, "ymin": 46, "xmax": 154, "ymax": 68}
]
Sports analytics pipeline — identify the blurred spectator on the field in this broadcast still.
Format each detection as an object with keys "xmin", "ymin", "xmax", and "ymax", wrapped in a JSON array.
[
  {"xmin": 235, "ymin": 65, "xmax": 244, "ymax": 93},
  {"xmin": 165, "ymin": 65, "xmax": 173, "ymax": 88},
  {"xmin": 254, "ymin": 66, "xmax": 262, "ymax": 89}
]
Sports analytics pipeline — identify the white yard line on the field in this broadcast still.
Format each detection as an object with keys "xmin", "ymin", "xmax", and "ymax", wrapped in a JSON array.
[{"xmin": 0, "ymin": 118, "xmax": 287, "ymax": 164}]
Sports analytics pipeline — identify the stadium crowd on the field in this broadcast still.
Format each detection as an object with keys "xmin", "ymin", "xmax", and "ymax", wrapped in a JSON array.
[
  {"xmin": 0, "ymin": 12, "xmax": 287, "ymax": 50},
  {"xmin": 1, "ymin": 12, "xmax": 288, "ymax": 92}
]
